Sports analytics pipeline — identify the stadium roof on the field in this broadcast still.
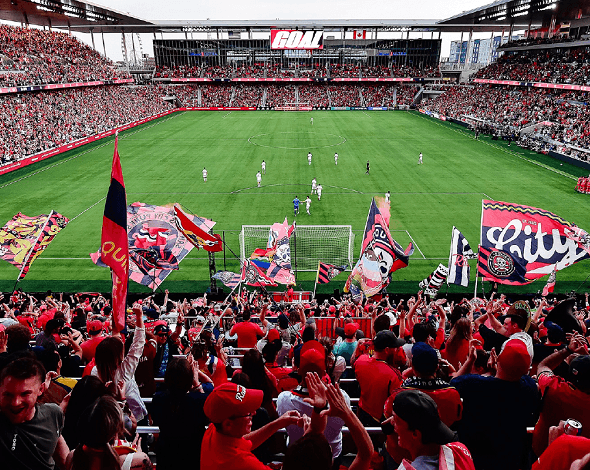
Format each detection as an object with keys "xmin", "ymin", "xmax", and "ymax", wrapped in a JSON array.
[
  {"xmin": 6, "ymin": 0, "xmax": 582, "ymax": 33},
  {"xmin": 438, "ymin": 0, "xmax": 586, "ymax": 26},
  {"xmin": 0, "ymin": 0, "xmax": 151, "ymax": 29}
]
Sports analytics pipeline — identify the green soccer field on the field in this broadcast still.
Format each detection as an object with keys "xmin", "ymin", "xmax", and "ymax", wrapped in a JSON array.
[{"xmin": 1, "ymin": 110, "xmax": 589, "ymax": 295}]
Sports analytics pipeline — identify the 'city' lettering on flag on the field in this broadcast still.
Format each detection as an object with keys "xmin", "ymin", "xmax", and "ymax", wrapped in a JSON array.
[{"xmin": 271, "ymin": 30, "xmax": 324, "ymax": 50}]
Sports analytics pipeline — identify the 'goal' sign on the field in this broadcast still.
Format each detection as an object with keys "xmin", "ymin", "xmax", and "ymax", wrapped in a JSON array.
[{"xmin": 271, "ymin": 30, "xmax": 324, "ymax": 50}]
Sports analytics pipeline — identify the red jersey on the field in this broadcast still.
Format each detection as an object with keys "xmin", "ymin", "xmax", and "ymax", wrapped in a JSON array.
[
  {"xmin": 532, "ymin": 372, "xmax": 590, "ymax": 456},
  {"xmin": 230, "ymin": 321, "xmax": 264, "ymax": 349},
  {"xmin": 354, "ymin": 355, "xmax": 402, "ymax": 421}
]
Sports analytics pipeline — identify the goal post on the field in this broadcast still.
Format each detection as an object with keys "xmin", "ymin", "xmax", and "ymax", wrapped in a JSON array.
[{"xmin": 240, "ymin": 225, "xmax": 354, "ymax": 272}]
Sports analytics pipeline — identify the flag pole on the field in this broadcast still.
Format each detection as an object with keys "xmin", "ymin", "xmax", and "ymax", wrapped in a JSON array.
[
  {"xmin": 473, "ymin": 275, "xmax": 479, "ymax": 300},
  {"xmin": 312, "ymin": 261, "xmax": 320, "ymax": 300},
  {"xmin": 14, "ymin": 210, "xmax": 54, "ymax": 291}
]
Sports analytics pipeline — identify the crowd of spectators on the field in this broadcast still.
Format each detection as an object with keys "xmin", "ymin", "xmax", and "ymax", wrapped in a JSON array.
[
  {"xmin": 155, "ymin": 62, "xmax": 440, "ymax": 79},
  {"xmin": 475, "ymin": 47, "xmax": 590, "ymax": 86},
  {"xmin": 423, "ymin": 84, "xmax": 590, "ymax": 154},
  {"xmin": 1, "ymin": 287, "xmax": 590, "ymax": 470},
  {"xmin": 0, "ymin": 85, "xmax": 172, "ymax": 164},
  {"xmin": 0, "ymin": 24, "xmax": 130, "ymax": 87}
]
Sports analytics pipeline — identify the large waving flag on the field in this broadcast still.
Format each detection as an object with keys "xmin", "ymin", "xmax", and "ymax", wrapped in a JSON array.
[
  {"xmin": 213, "ymin": 271, "xmax": 242, "ymax": 289},
  {"xmin": 419, "ymin": 264, "xmax": 449, "ymax": 297},
  {"xmin": 316, "ymin": 262, "xmax": 347, "ymax": 284},
  {"xmin": 478, "ymin": 200, "xmax": 589, "ymax": 285},
  {"xmin": 0, "ymin": 211, "xmax": 69, "ymax": 280},
  {"xmin": 101, "ymin": 133, "xmax": 128, "ymax": 331},
  {"xmin": 344, "ymin": 198, "xmax": 413, "ymax": 298},
  {"xmin": 542, "ymin": 267, "xmax": 557, "ymax": 296},
  {"xmin": 174, "ymin": 204, "xmax": 222, "ymax": 252},
  {"xmin": 257, "ymin": 218, "xmax": 296, "ymax": 285},
  {"xmin": 241, "ymin": 259, "xmax": 277, "ymax": 287},
  {"xmin": 447, "ymin": 226, "xmax": 476, "ymax": 287},
  {"xmin": 92, "ymin": 202, "xmax": 196, "ymax": 291}
]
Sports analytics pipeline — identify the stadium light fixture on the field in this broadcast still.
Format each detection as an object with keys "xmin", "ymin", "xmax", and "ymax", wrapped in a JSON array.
[{"xmin": 512, "ymin": 10, "xmax": 529, "ymax": 17}]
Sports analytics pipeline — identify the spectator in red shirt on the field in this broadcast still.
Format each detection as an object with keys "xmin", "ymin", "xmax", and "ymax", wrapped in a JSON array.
[
  {"xmin": 80, "ymin": 319, "xmax": 106, "ymax": 363},
  {"xmin": 354, "ymin": 330, "xmax": 405, "ymax": 426},
  {"xmin": 200, "ymin": 382, "xmax": 302, "ymax": 470},
  {"xmin": 230, "ymin": 309, "xmax": 266, "ymax": 349}
]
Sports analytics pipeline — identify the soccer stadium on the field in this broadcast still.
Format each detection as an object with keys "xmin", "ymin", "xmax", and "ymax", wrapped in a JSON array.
[{"xmin": 1, "ymin": 1, "xmax": 590, "ymax": 469}]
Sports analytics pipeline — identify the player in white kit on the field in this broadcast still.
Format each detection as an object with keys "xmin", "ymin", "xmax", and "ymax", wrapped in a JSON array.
[
  {"xmin": 202, "ymin": 167, "xmax": 208, "ymax": 182},
  {"xmin": 334, "ymin": 153, "xmax": 338, "ymax": 165},
  {"xmin": 317, "ymin": 183, "xmax": 323, "ymax": 201},
  {"xmin": 310, "ymin": 117, "xmax": 313, "ymax": 125},
  {"xmin": 307, "ymin": 152, "xmax": 312, "ymax": 165},
  {"xmin": 418, "ymin": 152, "xmax": 423, "ymax": 164},
  {"xmin": 261, "ymin": 160, "xmax": 266, "ymax": 174},
  {"xmin": 305, "ymin": 196, "xmax": 311, "ymax": 215},
  {"xmin": 256, "ymin": 171, "xmax": 262, "ymax": 188},
  {"xmin": 311, "ymin": 178, "xmax": 317, "ymax": 194},
  {"xmin": 385, "ymin": 191, "xmax": 391, "ymax": 203}
]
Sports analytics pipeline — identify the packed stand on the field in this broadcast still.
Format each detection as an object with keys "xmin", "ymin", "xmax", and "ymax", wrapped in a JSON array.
[
  {"xmin": 297, "ymin": 84, "xmax": 329, "ymax": 107},
  {"xmin": 475, "ymin": 47, "xmax": 590, "ymax": 86},
  {"xmin": 265, "ymin": 85, "xmax": 297, "ymax": 107},
  {"xmin": 0, "ymin": 85, "xmax": 172, "ymax": 164},
  {"xmin": 2, "ymin": 285, "xmax": 590, "ymax": 470},
  {"xmin": 232, "ymin": 84, "xmax": 264, "ymax": 107},
  {"xmin": 0, "ymin": 24, "xmax": 130, "ymax": 87},
  {"xmin": 423, "ymin": 84, "xmax": 590, "ymax": 155},
  {"xmin": 200, "ymin": 84, "xmax": 233, "ymax": 107},
  {"xmin": 328, "ymin": 84, "xmax": 362, "ymax": 107}
]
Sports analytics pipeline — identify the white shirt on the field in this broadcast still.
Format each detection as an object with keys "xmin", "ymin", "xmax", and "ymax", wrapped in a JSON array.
[
  {"xmin": 256, "ymin": 172, "xmax": 261, "ymax": 182},
  {"xmin": 317, "ymin": 184, "xmax": 323, "ymax": 194},
  {"xmin": 202, "ymin": 169, "xmax": 207, "ymax": 178},
  {"xmin": 305, "ymin": 198, "xmax": 311, "ymax": 208},
  {"xmin": 334, "ymin": 153, "xmax": 338, "ymax": 159},
  {"xmin": 385, "ymin": 192, "xmax": 390, "ymax": 202},
  {"xmin": 262, "ymin": 162, "xmax": 266, "ymax": 169},
  {"xmin": 277, "ymin": 389, "xmax": 350, "ymax": 458},
  {"xmin": 312, "ymin": 179, "xmax": 317, "ymax": 188}
]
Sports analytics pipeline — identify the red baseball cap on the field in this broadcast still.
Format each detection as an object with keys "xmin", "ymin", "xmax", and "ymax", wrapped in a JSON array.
[
  {"xmin": 498, "ymin": 338, "xmax": 531, "ymax": 380},
  {"xmin": 87, "ymin": 320, "xmax": 103, "ymax": 334},
  {"xmin": 299, "ymin": 340, "xmax": 326, "ymax": 376},
  {"xmin": 204, "ymin": 383, "xmax": 263, "ymax": 423},
  {"xmin": 344, "ymin": 322, "xmax": 359, "ymax": 337},
  {"xmin": 328, "ymin": 305, "xmax": 336, "ymax": 314},
  {"xmin": 267, "ymin": 329, "xmax": 280, "ymax": 342}
]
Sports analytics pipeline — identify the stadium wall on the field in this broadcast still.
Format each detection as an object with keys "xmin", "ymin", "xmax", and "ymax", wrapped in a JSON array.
[{"xmin": 0, "ymin": 79, "xmax": 134, "ymax": 96}]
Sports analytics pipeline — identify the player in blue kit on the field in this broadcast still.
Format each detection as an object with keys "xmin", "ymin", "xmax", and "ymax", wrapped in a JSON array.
[{"xmin": 293, "ymin": 196, "xmax": 300, "ymax": 215}]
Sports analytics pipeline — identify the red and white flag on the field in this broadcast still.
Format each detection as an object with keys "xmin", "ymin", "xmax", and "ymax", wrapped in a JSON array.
[
  {"xmin": 542, "ymin": 267, "xmax": 557, "ymax": 297},
  {"xmin": 354, "ymin": 30, "xmax": 366, "ymax": 39}
]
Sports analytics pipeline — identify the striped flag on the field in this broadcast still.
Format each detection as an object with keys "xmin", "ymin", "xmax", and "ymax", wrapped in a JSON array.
[
  {"xmin": 542, "ymin": 268, "xmax": 557, "ymax": 296},
  {"xmin": 316, "ymin": 262, "xmax": 346, "ymax": 284},
  {"xmin": 101, "ymin": 133, "xmax": 128, "ymax": 332},
  {"xmin": 447, "ymin": 227, "xmax": 476, "ymax": 287},
  {"xmin": 419, "ymin": 264, "xmax": 449, "ymax": 296},
  {"xmin": 213, "ymin": 271, "xmax": 242, "ymax": 289}
]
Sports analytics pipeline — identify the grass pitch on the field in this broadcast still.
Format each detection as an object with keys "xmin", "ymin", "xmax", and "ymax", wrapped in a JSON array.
[{"xmin": 1, "ymin": 110, "xmax": 588, "ymax": 295}]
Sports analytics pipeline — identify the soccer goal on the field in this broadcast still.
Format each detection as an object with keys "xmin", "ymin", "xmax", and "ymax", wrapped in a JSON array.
[{"xmin": 239, "ymin": 225, "xmax": 354, "ymax": 271}]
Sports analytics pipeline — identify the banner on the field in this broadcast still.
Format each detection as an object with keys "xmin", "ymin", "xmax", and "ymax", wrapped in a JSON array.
[
  {"xmin": 542, "ymin": 268, "xmax": 557, "ymax": 296},
  {"xmin": 174, "ymin": 204, "xmax": 222, "ymax": 252},
  {"xmin": 264, "ymin": 218, "xmax": 296, "ymax": 285},
  {"xmin": 478, "ymin": 200, "xmax": 590, "ymax": 285},
  {"xmin": 317, "ymin": 262, "xmax": 346, "ymax": 284},
  {"xmin": 0, "ymin": 211, "xmax": 69, "ymax": 280},
  {"xmin": 419, "ymin": 264, "xmax": 449, "ymax": 297},
  {"xmin": 241, "ymin": 259, "xmax": 277, "ymax": 287},
  {"xmin": 345, "ymin": 198, "xmax": 413, "ymax": 298},
  {"xmin": 101, "ymin": 134, "xmax": 128, "ymax": 331},
  {"xmin": 447, "ymin": 226, "xmax": 476, "ymax": 287},
  {"xmin": 213, "ymin": 271, "xmax": 242, "ymax": 289},
  {"xmin": 92, "ymin": 202, "xmax": 196, "ymax": 291}
]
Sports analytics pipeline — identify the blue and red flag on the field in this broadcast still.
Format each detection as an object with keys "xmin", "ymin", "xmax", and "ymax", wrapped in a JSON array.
[
  {"xmin": 478, "ymin": 200, "xmax": 589, "ymax": 285},
  {"xmin": 101, "ymin": 133, "xmax": 128, "ymax": 331}
]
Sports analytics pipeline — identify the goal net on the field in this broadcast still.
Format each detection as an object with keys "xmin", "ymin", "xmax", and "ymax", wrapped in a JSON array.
[{"xmin": 240, "ymin": 225, "xmax": 354, "ymax": 271}]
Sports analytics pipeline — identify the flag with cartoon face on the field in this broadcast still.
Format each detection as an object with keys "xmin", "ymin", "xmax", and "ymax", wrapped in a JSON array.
[{"xmin": 263, "ymin": 218, "xmax": 296, "ymax": 285}]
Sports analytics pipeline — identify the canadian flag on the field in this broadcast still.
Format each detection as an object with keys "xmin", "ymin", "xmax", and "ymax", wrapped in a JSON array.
[{"xmin": 354, "ymin": 30, "xmax": 366, "ymax": 39}]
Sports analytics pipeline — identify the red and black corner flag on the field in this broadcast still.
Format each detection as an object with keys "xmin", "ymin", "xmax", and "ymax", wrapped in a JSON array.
[
  {"xmin": 316, "ymin": 262, "xmax": 346, "ymax": 284},
  {"xmin": 101, "ymin": 132, "xmax": 128, "ymax": 332}
]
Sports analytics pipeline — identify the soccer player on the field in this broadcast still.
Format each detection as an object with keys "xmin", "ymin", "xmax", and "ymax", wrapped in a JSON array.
[
  {"xmin": 334, "ymin": 152, "xmax": 338, "ymax": 165},
  {"xmin": 293, "ymin": 196, "xmax": 300, "ymax": 215},
  {"xmin": 262, "ymin": 160, "xmax": 266, "ymax": 174},
  {"xmin": 310, "ymin": 117, "xmax": 313, "ymax": 125},
  {"xmin": 317, "ymin": 183, "xmax": 323, "ymax": 201},
  {"xmin": 202, "ymin": 167, "xmax": 208, "ymax": 182},
  {"xmin": 385, "ymin": 190, "xmax": 390, "ymax": 204},
  {"xmin": 305, "ymin": 196, "xmax": 311, "ymax": 215},
  {"xmin": 418, "ymin": 152, "xmax": 423, "ymax": 164},
  {"xmin": 307, "ymin": 152, "xmax": 312, "ymax": 165},
  {"xmin": 256, "ymin": 171, "xmax": 262, "ymax": 188},
  {"xmin": 366, "ymin": 160, "xmax": 370, "ymax": 175},
  {"xmin": 311, "ymin": 177, "xmax": 317, "ymax": 194}
]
